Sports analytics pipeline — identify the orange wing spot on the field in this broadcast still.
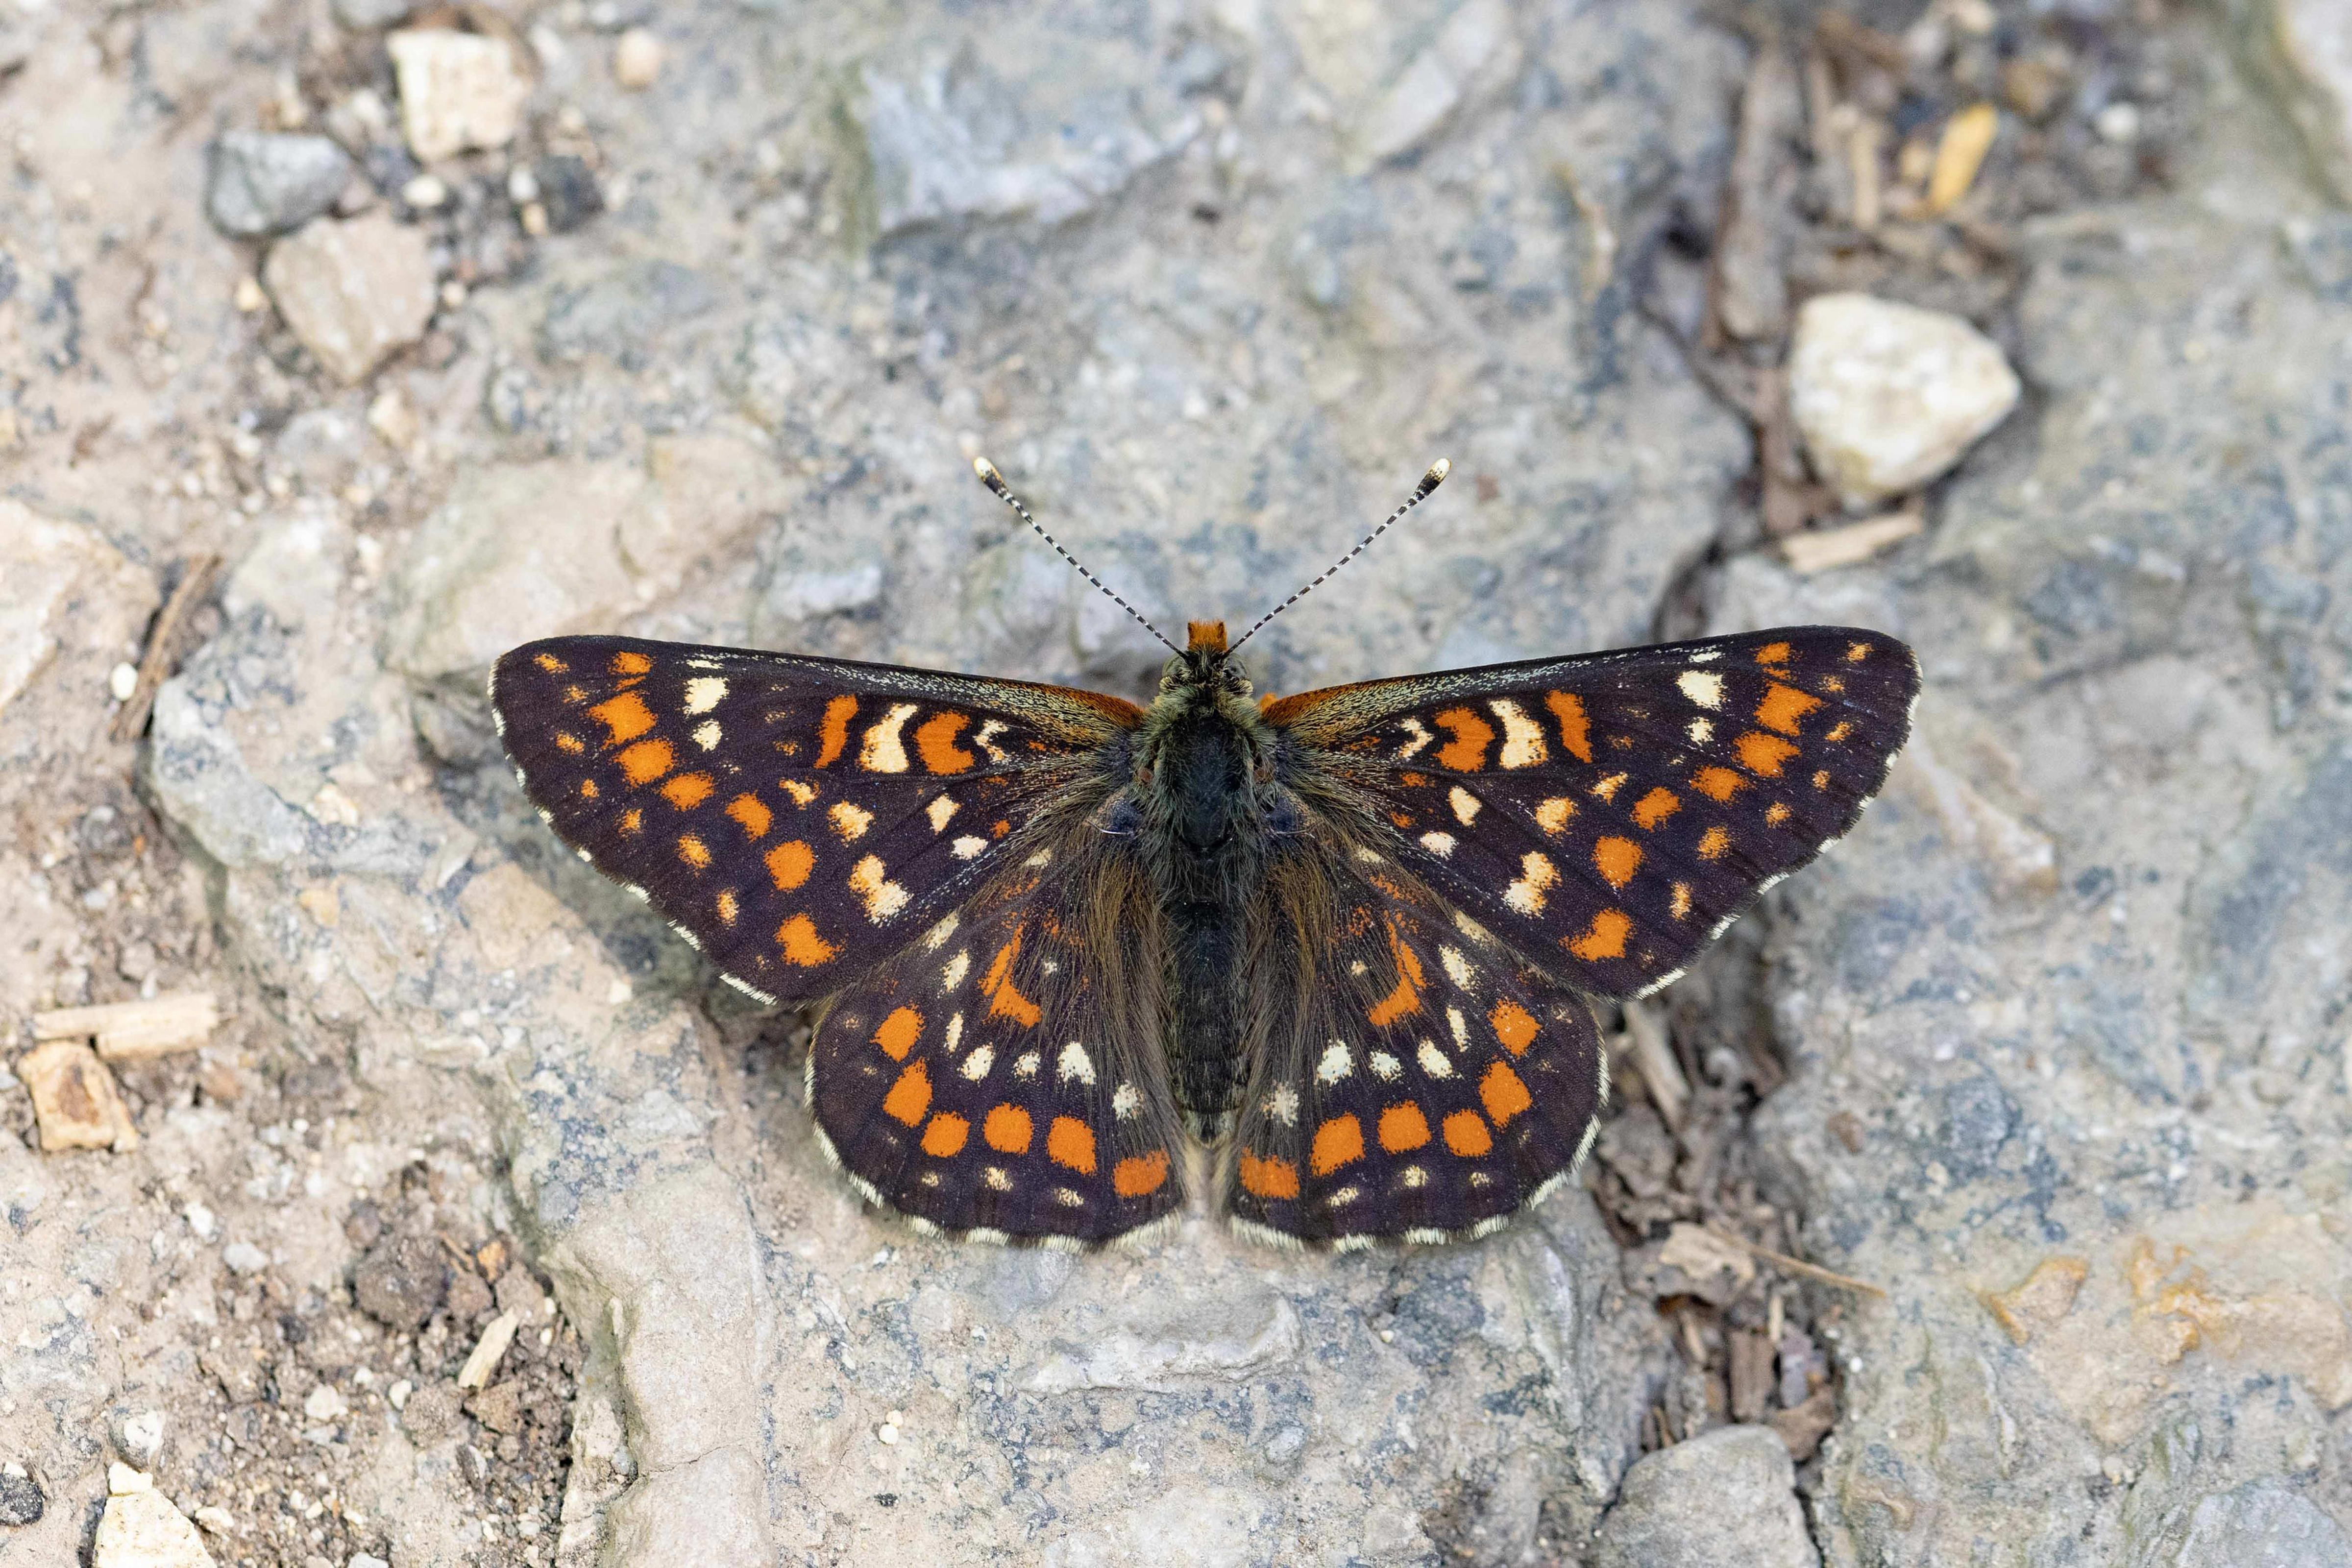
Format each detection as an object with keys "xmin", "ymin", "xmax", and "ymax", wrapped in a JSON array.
[
  {"xmin": 1442, "ymin": 1110, "xmax": 1494, "ymax": 1157},
  {"xmin": 1632, "ymin": 787, "xmax": 1681, "ymax": 830},
  {"xmin": 1756, "ymin": 641, "xmax": 1792, "ymax": 666},
  {"xmin": 1692, "ymin": 766, "xmax": 1747, "ymax": 802},
  {"xmin": 1590, "ymin": 772, "xmax": 1628, "ymax": 802},
  {"xmin": 556, "ymin": 731, "xmax": 586, "ymax": 755},
  {"xmin": 1670, "ymin": 882, "xmax": 1692, "ymax": 919},
  {"xmin": 619, "ymin": 808, "xmax": 643, "ymax": 835},
  {"xmin": 1567, "ymin": 909, "xmax": 1633, "ymax": 962},
  {"xmin": 1389, "ymin": 811, "xmax": 1415, "ymax": 829},
  {"xmin": 1813, "ymin": 769, "xmax": 1831, "ymax": 791},
  {"xmin": 1697, "ymin": 826, "xmax": 1731, "ymax": 860},
  {"xmin": 589, "ymin": 691, "xmax": 658, "ymax": 747},
  {"xmin": 533, "ymin": 652, "xmax": 570, "ymax": 674},
  {"xmin": 563, "ymin": 684, "xmax": 589, "ymax": 705},
  {"xmin": 1366, "ymin": 928, "xmax": 1427, "ymax": 1026},
  {"xmin": 813, "ymin": 695, "xmax": 858, "ymax": 768},
  {"xmin": 992, "ymin": 819, "xmax": 1011, "ymax": 838},
  {"xmin": 1239, "ymin": 1150, "xmax": 1300, "ymax": 1201},
  {"xmin": 611, "ymin": 650, "xmax": 654, "ymax": 676},
  {"xmin": 921, "ymin": 1112, "xmax": 969, "ymax": 1158},
  {"xmin": 617, "ymin": 738, "xmax": 674, "ymax": 785},
  {"xmin": 1845, "ymin": 641, "xmax": 1872, "ymax": 662},
  {"xmin": 1114, "ymin": 1150, "xmax": 1171, "ymax": 1198},
  {"xmin": 1311, "ymin": 1113, "xmax": 1366, "ymax": 1177},
  {"xmin": 979, "ymin": 935, "xmax": 1043, "ymax": 1028},
  {"xmin": 1480, "ymin": 1061, "xmax": 1534, "ymax": 1127},
  {"xmin": 1047, "ymin": 1115, "xmax": 1097, "ymax": 1174},
  {"xmin": 579, "ymin": 778, "xmax": 599, "ymax": 800},
  {"xmin": 677, "ymin": 834, "xmax": 711, "ymax": 869},
  {"xmin": 1735, "ymin": 732, "xmax": 1798, "ymax": 778},
  {"xmin": 1544, "ymin": 691, "xmax": 1593, "ymax": 762},
  {"xmin": 984, "ymin": 1104, "xmax": 1033, "ymax": 1154},
  {"xmin": 776, "ymin": 914, "xmax": 836, "ymax": 966},
  {"xmin": 1490, "ymin": 999, "xmax": 1539, "ymax": 1055},
  {"xmin": 1756, "ymin": 682, "xmax": 1824, "ymax": 735},
  {"xmin": 882, "ymin": 1061, "xmax": 931, "ymax": 1127},
  {"xmin": 1378, "ymin": 1102, "xmax": 1432, "ymax": 1154},
  {"xmin": 726, "ymin": 794, "xmax": 772, "ymax": 839},
  {"xmin": 915, "ymin": 711, "xmax": 977, "ymax": 774},
  {"xmin": 1433, "ymin": 708, "xmax": 1496, "ymax": 771},
  {"xmin": 765, "ymin": 839, "xmax": 814, "ymax": 891},
  {"xmin": 1594, "ymin": 835, "xmax": 1642, "ymax": 889},
  {"xmin": 1825, "ymin": 720, "xmax": 1855, "ymax": 743},
  {"xmin": 873, "ymin": 1005, "xmax": 923, "ymax": 1061},
  {"xmin": 1766, "ymin": 801, "xmax": 1793, "ymax": 826},
  {"xmin": 1400, "ymin": 772, "xmax": 1431, "ymax": 788},
  {"xmin": 715, "ymin": 889, "xmax": 739, "ymax": 926},
  {"xmin": 1819, "ymin": 675, "xmax": 1846, "ymax": 694},
  {"xmin": 661, "ymin": 772, "xmax": 715, "ymax": 809}
]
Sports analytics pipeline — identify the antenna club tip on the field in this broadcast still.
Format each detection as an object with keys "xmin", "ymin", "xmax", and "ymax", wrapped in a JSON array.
[
  {"xmin": 1427, "ymin": 458, "xmax": 1451, "ymax": 483},
  {"xmin": 971, "ymin": 456, "xmax": 1001, "ymax": 482}
]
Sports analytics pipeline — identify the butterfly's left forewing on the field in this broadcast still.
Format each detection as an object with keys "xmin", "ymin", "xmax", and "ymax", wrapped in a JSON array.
[
  {"xmin": 490, "ymin": 635, "xmax": 1141, "ymax": 1006},
  {"xmin": 1266, "ymin": 627, "xmax": 1917, "ymax": 999}
]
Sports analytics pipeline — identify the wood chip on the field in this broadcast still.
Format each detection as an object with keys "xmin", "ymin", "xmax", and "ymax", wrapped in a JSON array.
[
  {"xmin": 1847, "ymin": 115, "xmax": 1885, "ymax": 232},
  {"xmin": 1771, "ymin": 1386, "xmax": 1838, "ymax": 1461},
  {"xmin": 1729, "ymin": 1328, "xmax": 1775, "ymax": 1423},
  {"xmin": 1780, "ymin": 509, "xmax": 1924, "ymax": 573},
  {"xmin": 456, "ymin": 1309, "xmax": 518, "ymax": 1389},
  {"xmin": 34, "ymin": 992, "xmax": 219, "ymax": 1061},
  {"xmin": 1927, "ymin": 102, "xmax": 1999, "ymax": 216},
  {"xmin": 1622, "ymin": 998, "xmax": 1690, "ymax": 1132},
  {"xmin": 19, "ymin": 1039, "xmax": 140, "ymax": 1151},
  {"xmin": 110, "ymin": 553, "xmax": 222, "ymax": 743}
]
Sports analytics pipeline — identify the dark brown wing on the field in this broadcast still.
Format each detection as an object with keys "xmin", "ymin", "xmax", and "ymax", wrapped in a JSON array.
[
  {"xmin": 490, "ymin": 635, "xmax": 1141, "ymax": 1006},
  {"xmin": 1263, "ymin": 627, "xmax": 1916, "ymax": 998},
  {"xmin": 805, "ymin": 827, "xmax": 1187, "ymax": 1246},
  {"xmin": 1223, "ymin": 836, "xmax": 1604, "ymax": 1247}
]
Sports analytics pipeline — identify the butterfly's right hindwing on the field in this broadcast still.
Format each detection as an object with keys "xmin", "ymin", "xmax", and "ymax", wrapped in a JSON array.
[{"xmin": 490, "ymin": 635, "xmax": 1141, "ymax": 1006}]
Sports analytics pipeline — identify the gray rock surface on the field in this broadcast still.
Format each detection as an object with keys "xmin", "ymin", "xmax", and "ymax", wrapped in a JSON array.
[
  {"xmin": 262, "ymin": 212, "xmax": 438, "ymax": 383},
  {"xmin": 4, "ymin": 0, "xmax": 2352, "ymax": 1564},
  {"xmin": 204, "ymin": 131, "xmax": 354, "ymax": 238},
  {"xmin": 1594, "ymin": 1425, "xmax": 1818, "ymax": 1568}
]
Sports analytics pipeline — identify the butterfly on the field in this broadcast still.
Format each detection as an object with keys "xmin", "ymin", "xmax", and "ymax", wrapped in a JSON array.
[{"xmin": 490, "ymin": 458, "xmax": 1917, "ymax": 1250}]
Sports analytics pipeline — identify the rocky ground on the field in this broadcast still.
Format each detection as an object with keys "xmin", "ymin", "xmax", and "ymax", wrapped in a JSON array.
[{"xmin": 4, "ymin": 0, "xmax": 2352, "ymax": 1563}]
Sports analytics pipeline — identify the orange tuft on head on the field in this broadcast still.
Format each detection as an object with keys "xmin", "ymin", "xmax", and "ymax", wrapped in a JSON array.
[{"xmin": 1187, "ymin": 621, "xmax": 1229, "ymax": 654}]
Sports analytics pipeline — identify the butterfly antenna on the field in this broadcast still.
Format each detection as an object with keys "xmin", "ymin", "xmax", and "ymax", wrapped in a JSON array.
[
  {"xmin": 1228, "ymin": 458, "xmax": 1451, "ymax": 653},
  {"xmin": 972, "ymin": 457, "xmax": 1182, "ymax": 655}
]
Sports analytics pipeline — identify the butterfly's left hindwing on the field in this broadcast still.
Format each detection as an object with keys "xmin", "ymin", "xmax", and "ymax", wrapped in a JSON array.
[
  {"xmin": 1266, "ymin": 627, "xmax": 1918, "ymax": 1000},
  {"xmin": 490, "ymin": 635, "xmax": 1141, "ymax": 1007},
  {"xmin": 806, "ymin": 834, "xmax": 1187, "ymax": 1245}
]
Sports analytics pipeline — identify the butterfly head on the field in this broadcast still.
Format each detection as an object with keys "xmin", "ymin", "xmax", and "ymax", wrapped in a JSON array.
[{"xmin": 1160, "ymin": 619, "xmax": 1253, "ymax": 702}]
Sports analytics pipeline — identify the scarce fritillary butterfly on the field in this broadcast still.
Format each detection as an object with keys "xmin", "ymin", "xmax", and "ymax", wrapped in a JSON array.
[{"xmin": 491, "ymin": 460, "xmax": 1917, "ymax": 1248}]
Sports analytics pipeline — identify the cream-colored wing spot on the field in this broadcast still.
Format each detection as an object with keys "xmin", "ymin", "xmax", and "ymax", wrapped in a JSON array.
[
  {"xmin": 683, "ymin": 676, "xmax": 728, "ymax": 714},
  {"xmin": 1448, "ymin": 786, "xmax": 1483, "ymax": 825},
  {"xmin": 859, "ymin": 703, "xmax": 917, "ymax": 772},
  {"xmin": 1491, "ymin": 699, "xmax": 1548, "ymax": 768}
]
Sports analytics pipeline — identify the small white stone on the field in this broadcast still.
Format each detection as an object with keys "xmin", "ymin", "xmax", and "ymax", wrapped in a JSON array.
[
  {"xmin": 108, "ymin": 661, "xmax": 139, "ymax": 701},
  {"xmin": 115, "ymin": 1410, "xmax": 166, "ymax": 1467},
  {"xmin": 613, "ymin": 28, "xmax": 664, "ymax": 90},
  {"xmin": 1789, "ymin": 292, "xmax": 2021, "ymax": 506},
  {"xmin": 302, "ymin": 1383, "xmax": 349, "ymax": 1421},
  {"xmin": 400, "ymin": 173, "xmax": 448, "ymax": 209},
  {"xmin": 2093, "ymin": 101, "xmax": 2141, "ymax": 144},
  {"xmin": 220, "ymin": 1241, "xmax": 268, "ymax": 1274},
  {"xmin": 386, "ymin": 1378, "xmax": 414, "ymax": 1410},
  {"xmin": 233, "ymin": 275, "xmax": 268, "ymax": 313},
  {"xmin": 387, "ymin": 31, "xmax": 528, "ymax": 161},
  {"xmin": 877, "ymin": 1422, "xmax": 900, "ymax": 1445}
]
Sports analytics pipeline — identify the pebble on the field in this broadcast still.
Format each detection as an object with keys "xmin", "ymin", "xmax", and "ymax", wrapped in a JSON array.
[
  {"xmin": 220, "ymin": 1242, "xmax": 268, "ymax": 1274},
  {"xmin": 457, "ymin": 1310, "xmax": 519, "ymax": 1388},
  {"xmin": 114, "ymin": 1410, "xmax": 166, "ymax": 1468},
  {"xmin": 109, "ymin": 662, "xmax": 139, "ymax": 701},
  {"xmin": 20, "ymin": 1039, "xmax": 139, "ymax": 1152},
  {"xmin": 386, "ymin": 30, "xmax": 528, "ymax": 162},
  {"xmin": 399, "ymin": 172, "xmax": 448, "ymax": 209},
  {"xmin": 612, "ymin": 28, "xmax": 663, "ymax": 90},
  {"xmin": 93, "ymin": 1466, "xmax": 215, "ymax": 1568},
  {"xmin": 190, "ymin": 1507, "xmax": 234, "ymax": 1536},
  {"xmin": 205, "ymin": 132, "xmax": 354, "ymax": 238},
  {"xmin": 0, "ymin": 1467, "xmax": 43, "ymax": 1526},
  {"xmin": 535, "ymin": 154, "xmax": 604, "ymax": 232},
  {"xmin": 2094, "ymin": 101, "xmax": 2141, "ymax": 144},
  {"xmin": 302, "ymin": 1384, "xmax": 349, "ymax": 1422},
  {"xmin": 353, "ymin": 1235, "xmax": 447, "ymax": 1328},
  {"xmin": 1594, "ymin": 1427, "xmax": 1818, "ymax": 1568},
  {"xmin": 233, "ymin": 276, "xmax": 268, "ymax": 314},
  {"xmin": 1788, "ymin": 291, "xmax": 2020, "ymax": 507},
  {"xmin": 261, "ymin": 212, "xmax": 437, "ymax": 384}
]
